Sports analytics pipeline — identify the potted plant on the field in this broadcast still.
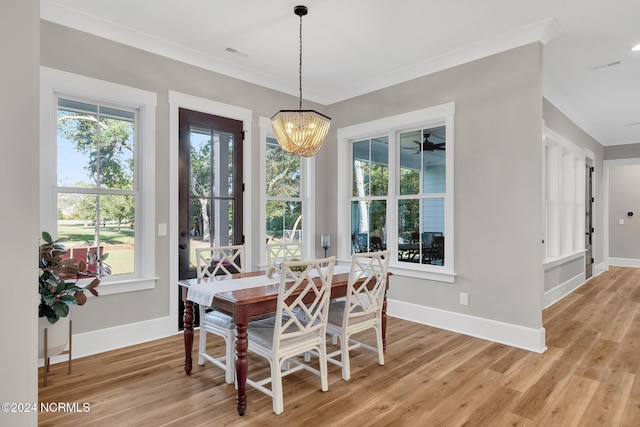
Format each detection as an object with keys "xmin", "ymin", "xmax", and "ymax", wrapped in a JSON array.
[{"xmin": 38, "ymin": 231, "xmax": 111, "ymax": 325}]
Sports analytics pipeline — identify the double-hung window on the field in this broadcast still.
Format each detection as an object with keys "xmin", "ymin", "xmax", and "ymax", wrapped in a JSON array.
[
  {"xmin": 265, "ymin": 136, "xmax": 303, "ymax": 243},
  {"xmin": 40, "ymin": 68, "xmax": 156, "ymax": 294},
  {"xmin": 259, "ymin": 117, "xmax": 314, "ymax": 265},
  {"xmin": 338, "ymin": 103, "xmax": 455, "ymax": 282},
  {"xmin": 56, "ymin": 98, "xmax": 136, "ymax": 274},
  {"xmin": 351, "ymin": 137, "xmax": 389, "ymax": 253}
]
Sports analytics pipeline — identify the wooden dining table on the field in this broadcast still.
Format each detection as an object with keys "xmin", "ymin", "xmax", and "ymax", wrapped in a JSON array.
[{"xmin": 178, "ymin": 268, "xmax": 390, "ymax": 416}]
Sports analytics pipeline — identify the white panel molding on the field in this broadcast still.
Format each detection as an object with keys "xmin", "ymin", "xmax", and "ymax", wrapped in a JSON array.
[
  {"xmin": 543, "ymin": 250, "xmax": 585, "ymax": 270},
  {"xmin": 544, "ymin": 261, "xmax": 607, "ymax": 309},
  {"xmin": 42, "ymin": 316, "xmax": 176, "ymax": 367},
  {"xmin": 388, "ymin": 299, "xmax": 547, "ymax": 353},
  {"xmin": 543, "ymin": 271, "xmax": 586, "ymax": 309}
]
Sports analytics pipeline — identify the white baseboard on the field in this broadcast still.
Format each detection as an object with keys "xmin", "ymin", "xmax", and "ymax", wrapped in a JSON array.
[
  {"xmin": 609, "ymin": 257, "xmax": 640, "ymax": 268},
  {"xmin": 594, "ymin": 262, "xmax": 607, "ymax": 276},
  {"xmin": 41, "ymin": 316, "xmax": 177, "ymax": 367},
  {"xmin": 387, "ymin": 299, "xmax": 547, "ymax": 353},
  {"xmin": 44, "ymin": 298, "xmax": 551, "ymax": 367}
]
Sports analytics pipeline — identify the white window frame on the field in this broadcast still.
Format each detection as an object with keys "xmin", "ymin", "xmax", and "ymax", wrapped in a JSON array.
[
  {"xmin": 259, "ymin": 116, "xmax": 315, "ymax": 268},
  {"xmin": 337, "ymin": 103, "xmax": 455, "ymax": 282},
  {"xmin": 40, "ymin": 67, "xmax": 157, "ymax": 295}
]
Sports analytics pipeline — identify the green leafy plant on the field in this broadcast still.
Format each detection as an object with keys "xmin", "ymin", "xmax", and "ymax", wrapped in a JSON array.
[
  {"xmin": 286, "ymin": 258, "xmax": 307, "ymax": 273},
  {"xmin": 38, "ymin": 231, "xmax": 111, "ymax": 324}
]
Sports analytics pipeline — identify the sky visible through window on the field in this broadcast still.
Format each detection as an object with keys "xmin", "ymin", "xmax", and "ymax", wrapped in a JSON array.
[{"xmin": 57, "ymin": 138, "xmax": 90, "ymax": 186}]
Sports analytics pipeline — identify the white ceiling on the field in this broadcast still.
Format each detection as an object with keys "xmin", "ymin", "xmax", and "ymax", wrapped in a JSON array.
[{"xmin": 41, "ymin": 0, "xmax": 640, "ymax": 146}]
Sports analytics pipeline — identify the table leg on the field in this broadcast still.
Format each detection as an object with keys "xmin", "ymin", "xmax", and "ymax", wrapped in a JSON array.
[
  {"xmin": 235, "ymin": 322, "xmax": 248, "ymax": 415},
  {"xmin": 382, "ymin": 298, "xmax": 387, "ymax": 352},
  {"xmin": 182, "ymin": 292, "xmax": 194, "ymax": 375}
]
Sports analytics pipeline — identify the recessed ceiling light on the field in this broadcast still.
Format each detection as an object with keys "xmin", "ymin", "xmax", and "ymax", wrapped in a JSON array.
[{"xmin": 631, "ymin": 43, "xmax": 640, "ymax": 52}]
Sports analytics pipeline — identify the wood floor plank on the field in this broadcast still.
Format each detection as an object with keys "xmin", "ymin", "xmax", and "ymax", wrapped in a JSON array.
[
  {"xmin": 610, "ymin": 333, "xmax": 640, "ymax": 375},
  {"xmin": 509, "ymin": 357, "xmax": 575, "ymax": 420},
  {"xmin": 413, "ymin": 368, "xmax": 503, "ymax": 426},
  {"xmin": 500, "ymin": 346, "xmax": 563, "ymax": 393},
  {"xmin": 621, "ymin": 373, "xmax": 640, "ymax": 427},
  {"xmin": 38, "ymin": 266, "xmax": 640, "ymax": 426},
  {"xmin": 599, "ymin": 300, "xmax": 640, "ymax": 343},
  {"xmin": 574, "ymin": 338, "xmax": 620, "ymax": 381},
  {"xmin": 578, "ymin": 369, "xmax": 635, "ymax": 427},
  {"xmin": 492, "ymin": 411, "xmax": 537, "ymax": 427},
  {"xmin": 458, "ymin": 385, "xmax": 520, "ymax": 427},
  {"xmin": 487, "ymin": 346, "xmax": 530, "ymax": 374},
  {"xmin": 537, "ymin": 374, "xmax": 599, "ymax": 427}
]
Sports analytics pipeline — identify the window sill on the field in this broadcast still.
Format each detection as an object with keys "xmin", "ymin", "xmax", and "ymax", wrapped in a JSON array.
[
  {"xmin": 389, "ymin": 264, "xmax": 456, "ymax": 283},
  {"xmin": 543, "ymin": 250, "xmax": 586, "ymax": 270},
  {"xmin": 96, "ymin": 277, "xmax": 158, "ymax": 295},
  {"xmin": 335, "ymin": 257, "xmax": 455, "ymax": 283}
]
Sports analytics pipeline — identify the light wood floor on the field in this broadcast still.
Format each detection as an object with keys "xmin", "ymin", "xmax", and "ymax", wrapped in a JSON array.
[{"xmin": 38, "ymin": 266, "xmax": 640, "ymax": 426}]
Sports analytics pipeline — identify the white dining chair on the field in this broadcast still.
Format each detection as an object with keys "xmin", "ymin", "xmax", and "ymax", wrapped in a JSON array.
[
  {"xmin": 266, "ymin": 241, "xmax": 303, "ymax": 275},
  {"xmin": 246, "ymin": 256, "xmax": 335, "ymax": 415},
  {"xmin": 326, "ymin": 250, "xmax": 390, "ymax": 381},
  {"xmin": 196, "ymin": 244, "xmax": 244, "ymax": 278},
  {"xmin": 195, "ymin": 244, "xmax": 244, "ymax": 384}
]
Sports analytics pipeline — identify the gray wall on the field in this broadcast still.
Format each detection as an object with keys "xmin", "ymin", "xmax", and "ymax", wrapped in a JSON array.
[
  {"xmin": 325, "ymin": 43, "xmax": 545, "ymax": 329},
  {"xmin": 608, "ymin": 164, "xmax": 640, "ymax": 259},
  {"xmin": 541, "ymin": 99, "xmax": 605, "ymax": 292},
  {"xmin": 605, "ymin": 143, "xmax": 640, "ymax": 160},
  {"xmin": 0, "ymin": 0, "xmax": 39, "ymax": 424},
  {"xmin": 604, "ymin": 143, "xmax": 640, "ymax": 263},
  {"xmin": 40, "ymin": 22, "xmax": 604, "ymax": 340},
  {"xmin": 40, "ymin": 21, "xmax": 323, "ymax": 333}
]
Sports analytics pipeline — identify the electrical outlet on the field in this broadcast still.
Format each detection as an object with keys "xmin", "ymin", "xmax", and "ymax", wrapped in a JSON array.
[{"xmin": 460, "ymin": 292, "xmax": 469, "ymax": 306}]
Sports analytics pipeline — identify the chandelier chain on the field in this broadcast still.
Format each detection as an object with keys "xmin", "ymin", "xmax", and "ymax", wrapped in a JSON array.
[{"xmin": 299, "ymin": 11, "xmax": 303, "ymax": 110}]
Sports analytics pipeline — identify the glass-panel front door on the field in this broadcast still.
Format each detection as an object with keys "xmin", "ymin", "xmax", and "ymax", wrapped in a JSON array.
[{"xmin": 178, "ymin": 108, "xmax": 243, "ymax": 327}]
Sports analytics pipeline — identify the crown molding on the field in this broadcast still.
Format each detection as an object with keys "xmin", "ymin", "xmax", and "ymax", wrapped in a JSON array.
[
  {"xmin": 42, "ymin": 1, "xmax": 565, "ymax": 106},
  {"xmin": 543, "ymin": 75, "xmax": 608, "ymax": 146},
  {"xmin": 327, "ymin": 18, "xmax": 564, "ymax": 104}
]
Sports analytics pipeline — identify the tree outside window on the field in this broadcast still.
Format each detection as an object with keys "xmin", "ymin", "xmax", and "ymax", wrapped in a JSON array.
[{"xmin": 265, "ymin": 137, "xmax": 302, "ymax": 243}]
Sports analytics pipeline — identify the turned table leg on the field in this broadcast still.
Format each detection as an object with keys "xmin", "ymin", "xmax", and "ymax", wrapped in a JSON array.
[
  {"xmin": 235, "ymin": 322, "xmax": 248, "ymax": 415},
  {"xmin": 182, "ymin": 291, "xmax": 194, "ymax": 375},
  {"xmin": 382, "ymin": 298, "xmax": 387, "ymax": 352}
]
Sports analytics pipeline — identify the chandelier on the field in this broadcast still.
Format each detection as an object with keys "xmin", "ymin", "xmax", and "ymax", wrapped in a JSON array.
[{"xmin": 271, "ymin": 5, "xmax": 331, "ymax": 157}]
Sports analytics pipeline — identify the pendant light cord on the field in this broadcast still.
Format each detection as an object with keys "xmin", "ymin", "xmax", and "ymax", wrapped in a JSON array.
[{"xmin": 298, "ymin": 12, "xmax": 303, "ymax": 111}]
